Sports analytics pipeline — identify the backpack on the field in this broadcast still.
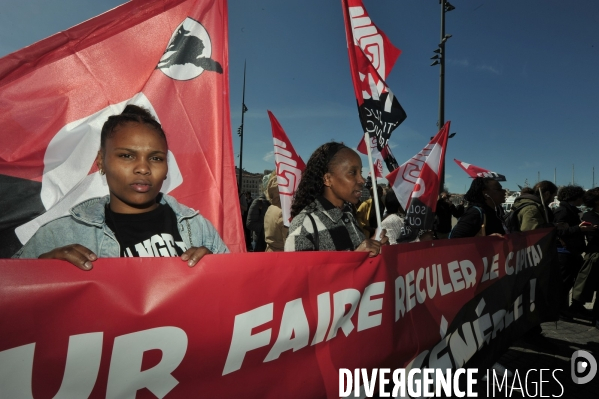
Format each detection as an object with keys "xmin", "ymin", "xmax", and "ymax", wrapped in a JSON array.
[
  {"xmin": 503, "ymin": 202, "xmax": 536, "ymax": 233},
  {"xmin": 448, "ymin": 206, "xmax": 486, "ymax": 238}
]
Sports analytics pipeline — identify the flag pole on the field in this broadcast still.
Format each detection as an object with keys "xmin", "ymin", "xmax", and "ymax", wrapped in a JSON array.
[
  {"xmin": 238, "ymin": 61, "xmax": 247, "ymax": 193},
  {"xmin": 364, "ymin": 133, "xmax": 383, "ymax": 240}
]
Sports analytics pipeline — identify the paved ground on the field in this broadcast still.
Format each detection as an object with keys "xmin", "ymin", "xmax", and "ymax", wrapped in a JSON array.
[
  {"xmin": 468, "ymin": 303, "xmax": 599, "ymax": 398},
  {"xmin": 437, "ymin": 217, "xmax": 598, "ymax": 398}
]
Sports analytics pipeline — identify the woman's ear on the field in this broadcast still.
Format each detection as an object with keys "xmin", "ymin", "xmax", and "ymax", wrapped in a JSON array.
[
  {"xmin": 323, "ymin": 172, "xmax": 332, "ymax": 188},
  {"xmin": 95, "ymin": 151, "xmax": 104, "ymax": 175}
]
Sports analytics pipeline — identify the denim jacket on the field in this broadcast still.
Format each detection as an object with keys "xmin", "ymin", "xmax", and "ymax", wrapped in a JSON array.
[{"xmin": 14, "ymin": 194, "xmax": 229, "ymax": 258}]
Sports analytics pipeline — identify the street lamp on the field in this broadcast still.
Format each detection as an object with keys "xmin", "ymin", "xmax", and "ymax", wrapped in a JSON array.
[
  {"xmin": 238, "ymin": 61, "xmax": 249, "ymax": 193},
  {"xmin": 430, "ymin": 0, "xmax": 455, "ymax": 191}
]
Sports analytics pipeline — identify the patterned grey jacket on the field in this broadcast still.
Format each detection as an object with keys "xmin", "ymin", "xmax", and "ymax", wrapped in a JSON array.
[{"xmin": 284, "ymin": 196, "xmax": 365, "ymax": 252}]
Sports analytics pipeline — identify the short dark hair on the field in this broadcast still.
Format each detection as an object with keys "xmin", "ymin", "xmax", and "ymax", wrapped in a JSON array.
[
  {"xmin": 532, "ymin": 180, "xmax": 558, "ymax": 198},
  {"xmin": 557, "ymin": 185, "xmax": 585, "ymax": 202},
  {"xmin": 520, "ymin": 187, "xmax": 535, "ymax": 195},
  {"xmin": 583, "ymin": 188, "xmax": 599, "ymax": 208},
  {"xmin": 100, "ymin": 105, "xmax": 167, "ymax": 151}
]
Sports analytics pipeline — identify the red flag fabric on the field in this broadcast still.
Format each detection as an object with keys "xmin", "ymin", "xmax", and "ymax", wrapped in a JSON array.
[
  {"xmin": 454, "ymin": 159, "xmax": 507, "ymax": 181},
  {"xmin": 386, "ymin": 122, "xmax": 450, "ymax": 240},
  {"xmin": 0, "ymin": 229, "xmax": 559, "ymax": 398},
  {"xmin": 0, "ymin": 0, "xmax": 245, "ymax": 255},
  {"xmin": 341, "ymin": 0, "xmax": 407, "ymax": 151},
  {"xmin": 267, "ymin": 111, "xmax": 306, "ymax": 226}
]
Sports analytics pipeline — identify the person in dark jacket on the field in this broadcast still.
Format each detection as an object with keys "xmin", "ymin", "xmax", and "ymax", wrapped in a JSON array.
[
  {"xmin": 553, "ymin": 185, "xmax": 596, "ymax": 316},
  {"xmin": 246, "ymin": 180, "xmax": 270, "ymax": 252},
  {"xmin": 567, "ymin": 187, "xmax": 599, "ymax": 320},
  {"xmin": 448, "ymin": 177, "xmax": 512, "ymax": 377},
  {"xmin": 449, "ymin": 177, "xmax": 506, "ymax": 239},
  {"xmin": 513, "ymin": 181, "xmax": 558, "ymax": 341},
  {"xmin": 511, "ymin": 181, "xmax": 557, "ymax": 231},
  {"xmin": 435, "ymin": 191, "xmax": 464, "ymax": 239}
]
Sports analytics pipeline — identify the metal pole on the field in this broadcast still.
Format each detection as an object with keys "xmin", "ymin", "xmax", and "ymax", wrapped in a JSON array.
[
  {"xmin": 238, "ymin": 61, "xmax": 246, "ymax": 193},
  {"xmin": 438, "ymin": 0, "xmax": 446, "ymax": 191},
  {"xmin": 364, "ymin": 133, "xmax": 383, "ymax": 240}
]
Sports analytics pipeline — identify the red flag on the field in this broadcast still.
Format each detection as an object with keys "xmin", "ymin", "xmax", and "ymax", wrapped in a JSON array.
[
  {"xmin": 386, "ymin": 122, "xmax": 450, "ymax": 240},
  {"xmin": 0, "ymin": 0, "xmax": 245, "ymax": 255},
  {"xmin": 454, "ymin": 159, "xmax": 506, "ymax": 181},
  {"xmin": 341, "ymin": 0, "xmax": 407, "ymax": 150},
  {"xmin": 267, "ymin": 111, "xmax": 306, "ymax": 226}
]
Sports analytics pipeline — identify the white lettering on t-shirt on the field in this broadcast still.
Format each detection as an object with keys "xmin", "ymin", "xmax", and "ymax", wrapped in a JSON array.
[{"xmin": 127, "ymin": 234, "xmax": 187, "ymax": 257}]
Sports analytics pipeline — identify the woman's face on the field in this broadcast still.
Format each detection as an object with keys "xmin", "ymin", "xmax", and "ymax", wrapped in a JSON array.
[
  {"xmin": 96, "ymin": 122, "xmax": 168, "ymax": 213},
  {"xmin": 323, "ymin": 148, "xmax": 365, "ymax": 207},
  {"xmin": 483, "ymin": 180, "xmax": 506, "ymax": 206}
]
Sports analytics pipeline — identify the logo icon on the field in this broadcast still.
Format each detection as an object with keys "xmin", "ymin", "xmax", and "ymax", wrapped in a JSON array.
[
  {"xmin": 571, "ymin": 350, "xmax": 597, "ymax": 384},
  {"xmin": 157, "ymin": 17, "xmax": 222, "ymax": 80}
]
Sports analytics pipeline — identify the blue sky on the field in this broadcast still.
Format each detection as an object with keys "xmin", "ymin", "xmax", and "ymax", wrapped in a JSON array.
[{"xmin": 1, "ymin": 0, "xmax": 598, "ymax": 193}]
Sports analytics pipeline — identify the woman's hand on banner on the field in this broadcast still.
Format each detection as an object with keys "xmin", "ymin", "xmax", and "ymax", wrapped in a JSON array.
[
  {"xmin": 181, "ymin": 246, "xmax": 213, "ymax": 267},
  {"xmin": 356, "ymin": 238, "xmax": 383, "ymax": 257},
  {"xmin": 38, "ymin": 244, "xmax": 97, "ymax": 270}
]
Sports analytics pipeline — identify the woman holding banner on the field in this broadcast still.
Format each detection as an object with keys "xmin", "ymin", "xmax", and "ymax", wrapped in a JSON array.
[
  {"xmin": 14, "ymin": 105, "xmax": 228, "ymax": 269},
  {"xmin": 449, "ymin": 177, "xmax": 507, "ymax": 239},
  {"xmin": 284, "ymin": 142, "xmax": 387, "ymax": 256}
]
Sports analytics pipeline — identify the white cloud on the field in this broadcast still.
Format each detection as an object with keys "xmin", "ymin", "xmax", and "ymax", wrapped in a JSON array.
[
  {"xmin": 476, "ymin": 64, "xmax": 501, "ymax": 75},
  {"xmin": 263, "ymin": 151, "xmax": 274, "ymax": 162}
]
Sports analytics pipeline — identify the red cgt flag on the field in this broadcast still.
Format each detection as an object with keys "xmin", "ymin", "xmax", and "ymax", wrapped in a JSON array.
[
  {"xmin": 387, "ymin": 122, "xmax": 450, "ymax": 240},
  {"xmin": 341, "ymin": 0, "xmax": 407, "ymax": 151},
  {"xmin": 454, "ymin": 158, "xmax": 506, "ymax": 181},
  {"xmin": 0, "ymin": 0, "xmax": 245, "ymax": 255},
  {"xmin": 267, "ymin": 111, "xmax": 306, "ymax": 226}
]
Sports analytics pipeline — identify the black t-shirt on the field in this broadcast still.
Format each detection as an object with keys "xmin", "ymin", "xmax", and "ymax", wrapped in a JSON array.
[{"xmin": 105, "ymin": 204, "xmax": 186, "ymax": 257}]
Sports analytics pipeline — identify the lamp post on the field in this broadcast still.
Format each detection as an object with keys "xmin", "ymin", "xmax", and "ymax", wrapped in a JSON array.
[
  {"xmin": 431, "ymin": 0, "xmax": 455, "ymax": 191},
  {"xmin": 238, "ymin": 61, "xmax": 248, "ymax": 193}
]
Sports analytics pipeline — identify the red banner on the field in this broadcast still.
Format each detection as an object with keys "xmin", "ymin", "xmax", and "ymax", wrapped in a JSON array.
[
  {"xmin": 0, "ymin": 0, "xmax": 245, "ymax": 256},
  {"xmin": 0, "ymin": 229, "xmax": 558, "ymax": 398}
]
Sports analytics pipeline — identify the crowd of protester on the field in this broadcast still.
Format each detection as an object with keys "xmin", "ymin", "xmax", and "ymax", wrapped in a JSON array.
[{"xmin": 12, "ymin": 125, "xmax": 599, "ymax": 381}]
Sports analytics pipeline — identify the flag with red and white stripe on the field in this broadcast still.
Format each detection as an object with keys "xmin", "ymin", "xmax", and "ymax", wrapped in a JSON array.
[
  {"xmin": 454, "ymin": 159, "xmax": 506, "ymax": 181},
  {"xmin": 386, "ymin": 122, "xmax": 450, "ymax": 240},
  {"xmin": 341, "ymin": 0, "xmax": 407, "ymax": 151},
  {"xmin": 267, "ymin": 111, "xmax": 306, "ymax": 226},
  {"xmin": 0, "ymin": 0, "xmax": 245, "ymax": 255}
]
